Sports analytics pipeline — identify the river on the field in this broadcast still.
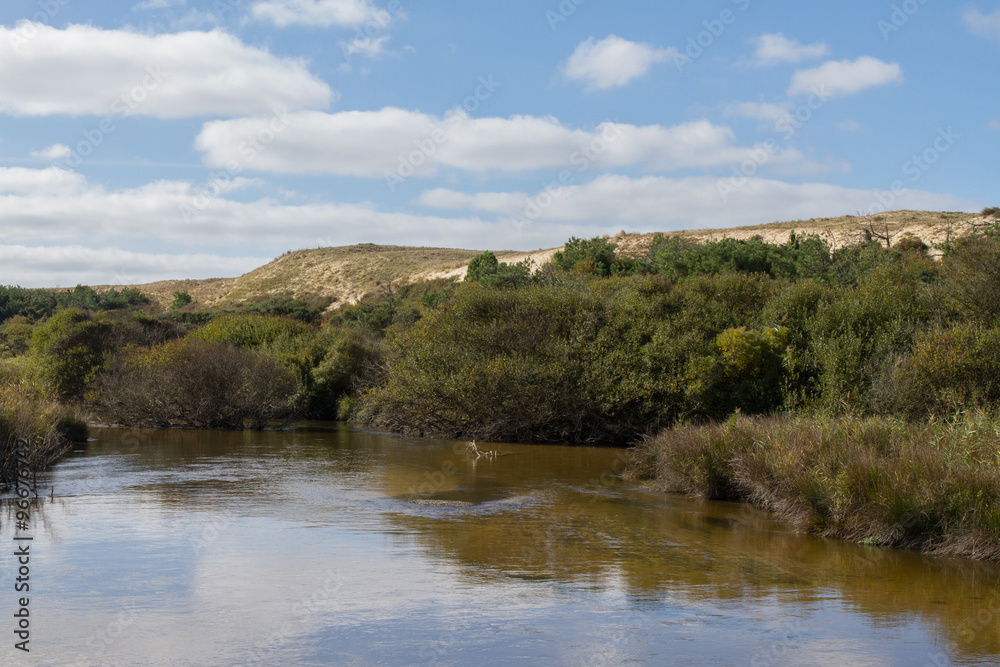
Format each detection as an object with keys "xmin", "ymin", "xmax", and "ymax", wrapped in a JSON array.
[{"xmin": 1, "ymin": 423, "xmax": 999, "ymax": 666}]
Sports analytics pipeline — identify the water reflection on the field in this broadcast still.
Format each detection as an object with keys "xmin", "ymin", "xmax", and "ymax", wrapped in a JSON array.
[{"xmin": 0, "ymin": 424, "xmax": 997, "ymax": 665}]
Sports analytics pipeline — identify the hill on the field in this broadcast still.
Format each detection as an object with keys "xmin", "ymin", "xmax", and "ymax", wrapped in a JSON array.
[{"xmin": 88, "ymin": 210, "xmax": 995, "ymax": 311}]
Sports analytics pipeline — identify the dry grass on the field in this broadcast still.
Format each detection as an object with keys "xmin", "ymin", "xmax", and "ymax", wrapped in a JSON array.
[{"xmin": 626, "ymin": 413, "xmax": 1000, "ymax": 562}]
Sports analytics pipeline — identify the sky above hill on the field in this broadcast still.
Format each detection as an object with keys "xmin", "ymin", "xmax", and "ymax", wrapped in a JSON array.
[{"xmin": 0, "ymin": 0, "xmax": 997, "ymax": 286}]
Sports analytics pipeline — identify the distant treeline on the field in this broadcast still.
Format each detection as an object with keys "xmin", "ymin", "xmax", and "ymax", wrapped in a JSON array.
[{"xmin": 0, "ymin": 284, "xmax": 149, "ymax": 323}]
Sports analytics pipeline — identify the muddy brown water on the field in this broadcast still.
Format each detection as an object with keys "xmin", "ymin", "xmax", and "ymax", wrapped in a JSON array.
[{"xmin": 1, "ymin": 423, "xmax": 998, "ymax": 665}]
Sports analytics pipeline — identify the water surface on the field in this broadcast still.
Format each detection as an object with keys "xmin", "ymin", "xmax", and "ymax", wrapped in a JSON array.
[{"xmin": 2, "ymin": 424, "xmax": 999, "ymax": 666}]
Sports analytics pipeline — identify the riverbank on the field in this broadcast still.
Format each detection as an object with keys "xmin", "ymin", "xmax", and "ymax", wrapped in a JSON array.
[{"xmin": 624, "ymin": 412, "xmax": 1000, "ymax": 562}]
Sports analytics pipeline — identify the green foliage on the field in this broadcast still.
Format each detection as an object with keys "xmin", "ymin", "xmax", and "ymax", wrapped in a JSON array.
[
  {"xmin": 188, "ymin": 313, "xmax": 311, "ymax": 350},
  {"xmin": 30, "ymin": 309, "xmax": 119, "ymax": 398},
  {"xmin": 982, "ymin": 206, "xmax": 1000, "ymax": 218},
  {"xmin": 553, "ymin": 237, "xmax": 620, "ymax": 276},
  {"xmin": 686, "ymin": 327, "xmax": 790, "ymax": 418},
  {"xmin": 243, "ymin": 296, "xmax": 324, "ymax": 323},
  {"xmin": 0, "ymin": 316, "xmax": 34, "ymax": 358},
  {"xmin": 878, "ymin": 323, "xmax": 1000, "ymax": 418},
  {"xmin": 465, "ymin": 251, "xmax": 500, "ymax": 283},
  {"xmin": 939, "ymin": 234, "xmax": 1000, "ymax": 324},
  {"xmin": 479, "ymin": 259, "xmax": 533, "ymax": 290},
  {"xmin": 0, "ymin": 284, "xmax": 149, "ymax": 326},
  {"xmin": 95, "ymin": 339, "xmax": 299, "ymax": 429},
  {"xmin": 0, "ymin": 286, "xmax": 57, "ymax": 323},
  {"xmin": 295, "ymin": 326, "xmax": 381, "ymax": 419},
  {"xmin": 171, "ymin": 290, "xmax": 193, "ymax": 309}
]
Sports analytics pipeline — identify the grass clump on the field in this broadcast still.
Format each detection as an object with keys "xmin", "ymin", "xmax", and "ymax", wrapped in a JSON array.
[{"xmin": 626, "ymin": 413, "xmax": 1000, "ymax": 561}]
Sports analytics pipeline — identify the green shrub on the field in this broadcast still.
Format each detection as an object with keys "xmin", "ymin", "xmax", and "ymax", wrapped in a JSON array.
[
  {"xmin": 0, "ymin": 316, "xmax": 34, "ymax": 357},
  {"xmin": 30, "ymin": 309, "xmax": 119, "ymax": 398},
  {"xmin": 553, "ymin": 237, "xmax": 619, "ymax": 276},
  {"xmin": 939, "ymin": 234, "xmax": 1000, "ymax": 324},
  {"xmin": 298, "ymin": 327, "xmax": 381, "ymax": 419},
  {"xmin": 188, "ymin": 313, "xmax": 311, "ymax": 350},
  {"xmin": 807, "ymin": 262, "xmax": 932, "ymax": 411},
  {"xmin": 685, "ymin": 326, "xmax": 790, "ymax": 418},
  {"xmin": 877, "ymin": 323, "xmax": 1000, "ymax": 418},
  {"xmin": 171, "ymin": 291, "xmax": 193, "ymax": 309},
  {"xmin": 465, "ymin": 251, "xmax": 499, "ymax": 283},
  {"xmin": 95, "ymin": 339, "xmax": 299, "ymax": 429}
]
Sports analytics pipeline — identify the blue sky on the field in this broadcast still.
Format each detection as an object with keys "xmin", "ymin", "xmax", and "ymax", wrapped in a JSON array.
[{"xmin": 0, "ymin": 0, "xmax": 997, "ymax": 286}]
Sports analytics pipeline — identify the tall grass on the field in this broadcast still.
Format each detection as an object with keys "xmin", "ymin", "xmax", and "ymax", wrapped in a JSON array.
[
  {"xmin": 626, "ymin": 413, "xmax": 1000, "ymax": 561},
  {"xmin": 0, "ymin": 379, "xmax": 86, "ymax": 486}
]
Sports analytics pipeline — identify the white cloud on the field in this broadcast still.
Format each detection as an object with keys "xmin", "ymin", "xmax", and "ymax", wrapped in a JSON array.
[
  {"xmin": 0, "ymin": 167, "xmax": 981, "ymax": 286},
  {"xmin": 29, "ymin": 144, "xmax": 73, "ymax": 161},
  {"xmin": 563, "ymin": 35, "xmax": 675, "ymax": 91},
  {"xmin": 251, "ymin": 0, "xmax": 388, "ymax": 28},
  {"xmin": 196, "ymin": 109, "xmax": 817, "ymax": 177},
  {"xmin": 989, "ymin": 118, "xmax": 1000, "ymax": 131},
  {"xmin": 751, "ymin": 33, "xmax": 830, "ymax": 66},
  {"xmin": 0, "ymin": 166, "xmax": 86, "ymax": 195},
  {"xmin": 963, "ymin": 7, "xmax": 1000, "ymax": 40},
  {"xmin": 0, "ymin": 169, "xmax": 509, "ymax": 257},
  {"xmin": 788, "ymin": 57, "xmax": 903, "ymax": 98},
  {"xmin": 0, "ymin": 245, "xmax": 263, "ymax": 288},
  {"xmin": 0, "ymin": 23, "xmax": 333, "ymax": 118},
  {"xmin": 340, "ymin": 35, "xmax": 390, "ymax": 58},
  {"xmin": 725, "ymin": 101, "xmax": 792, "ymax": 125},
  {"xmin": 416, "ymin": 175, "xmax": 981, "ymax": 227}
]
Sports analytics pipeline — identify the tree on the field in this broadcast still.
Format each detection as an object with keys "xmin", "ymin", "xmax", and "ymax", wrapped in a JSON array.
[
  {"xmin": 171, "ymin": 291, "xmax": 193, "ymax": 310},
  {"xmin": 465, "ymin": 251, "xmax": 499, "ymax": 282}
]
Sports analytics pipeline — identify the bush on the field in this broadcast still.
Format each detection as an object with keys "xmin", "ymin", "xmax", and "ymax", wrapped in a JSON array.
[
  {"xmin": 685, "ymin": 326, "xmax": 790, "ymax": 418},
  {"xmin": 297, "ymin": 327, "xmax": 381, "ymax": 419},
  {"xmin": 553, "ymin": 237, "xmax": 619, "ymax": 276},
  {"xmin": 358, "ymin": 283, "xmax": 608, "ymax": 442},
  {"xmin": 95, "ymin": 339, "xmax": 299, "ymax": 429},
  {"xmin": 188, "ymin": 313, "xmax": 311, "ymax": 350},
  {"xmin": 30, "ymin": 309, "xmax": 119, "ymax": 398},
  {"xmin": 0, "ymin": 316, "xmax": 34, "ymax": 357},
  {"xmin": 939, "ymin": 234, "xmax": 1000, "ymax": 324},
  {"xmin": 171, "ymin": 291, "xmax": 193, "ymax": 309},
  {"xmin": 806, "ymin": 262, "xmax": 932, "ymax": 411},
  {"xmin": 876, "ymin": 323, "xmax": 1000, "ymax": 418},
  {"xmin": 465, "ymin": 251, "xmax": 499, "ymax": 283}
]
